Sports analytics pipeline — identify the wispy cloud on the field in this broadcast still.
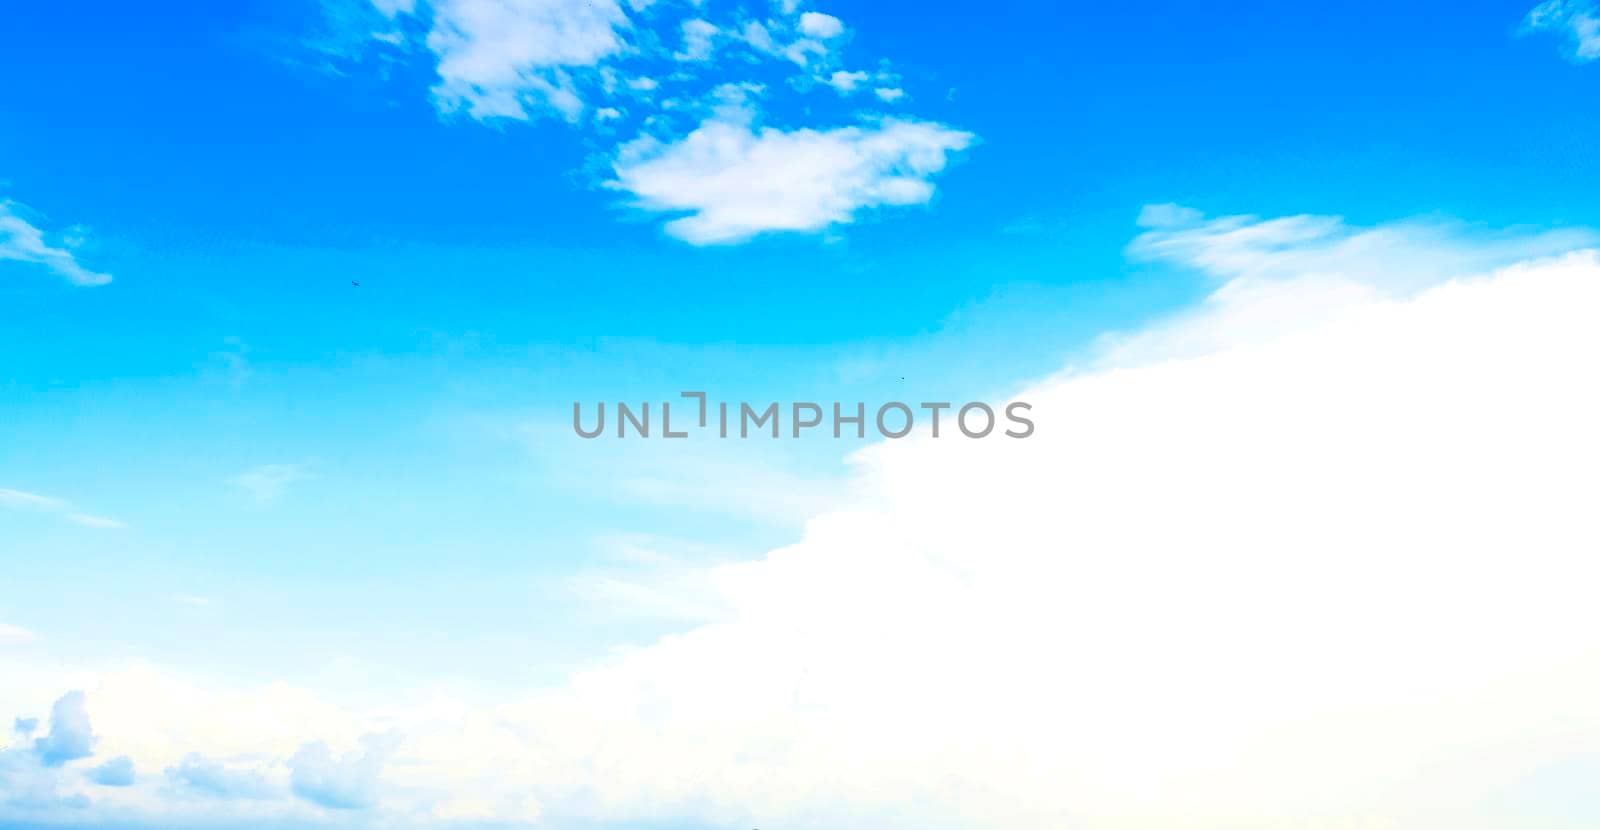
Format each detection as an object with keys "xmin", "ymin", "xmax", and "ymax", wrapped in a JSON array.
[
  {"xmin": 228, "ymin": 464, "xmax": 312, "ymax": 505},
  {"xmin": 0, "ymin": 199, "xmax": 112, "ymax": 286},
  {"xmin": 0, "ymin": 487, "xmax": 125, "ymax": 529},
  {"xmin": 0, "ymin": 622, "xmax": 38, "ymax": 646},
  {"xmin": 1523, "ymin": 0, "xmax": 1600, "ymax": 61}
]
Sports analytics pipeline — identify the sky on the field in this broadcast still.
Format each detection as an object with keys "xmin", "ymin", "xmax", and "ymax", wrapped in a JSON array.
[{"xmin": 2, "ymin": 0, "xmax": 1600, "ymax": 827}]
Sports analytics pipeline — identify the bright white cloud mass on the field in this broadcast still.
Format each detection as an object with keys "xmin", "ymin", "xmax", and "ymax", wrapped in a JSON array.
[
  {"xmin": 4, "ymin": 206, "xmax": 1599, "ymax": 828},
  {"xmin": 336, "ymin": 0, "xmax": 970, "ymax": 243}
]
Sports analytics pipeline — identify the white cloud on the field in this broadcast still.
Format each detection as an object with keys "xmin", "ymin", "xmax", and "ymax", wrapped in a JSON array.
[
  {"xmin": 34, "ymin": 691, "xmax": 95, "ymax": 767},
  {"xmin": 227, "ymin": 464, "xmax": 311, "ymax": 505},
  {"xmin": 0, "ymin": 200, "xmax": 112, "ymax": 286},
  {"xmin": 0, "ymin": 487, "xmax": 124, "ymax": 530},
  {"xmin": 340, "ymin": 0, "xmax": 972, "ymax": 243},
  {"xmin": 797, "ymin": 10, "xmax": 844, "ymax": 38},
  {"xmin": 609, "ymin": 98, "xmax": 973, "ymax": 243},
  {"xmin": 422, "ymin": 0, "xmax": 630, "ymax": 120},
  {"xmin": 339, "ymin": 0, "xmax": 967, "ymax": 242},
  {"xmin": 1524, "ymin": 0, "xmax": 1600, "ymax": 60},
  {"xmin": 822, "ymin": 69, "xmax": 869, "ymax": 93},
  {"xmin": 7, "ymin": 208, "xmax": 1600, "ymax": 829},
  {"xmin": 674, "ymin": 18, "xmax": 719, "ymax": 61}
]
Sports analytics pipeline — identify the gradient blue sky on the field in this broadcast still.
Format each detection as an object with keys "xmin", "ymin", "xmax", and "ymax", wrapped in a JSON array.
[{"xmin": 3, "ymin": 0, "xmax": 1600, "ymax": 825}]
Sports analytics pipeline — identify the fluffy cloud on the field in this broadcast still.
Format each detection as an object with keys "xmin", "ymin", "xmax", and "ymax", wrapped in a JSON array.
[
  {"xmin": 33, "ymin": 692, "xmax": 95, "ymax": 768},
  {"xmin": 227, "ymin": 464, "xmax": 311, "ymax": 505},
  {"xmin": 87, "ymin": 756, "xmax": 135, "ymax": 787},
  {"xmin": 609, "ymin": 95, "xmax": 972, "ymax": 243},
  {"xmin": 1524, "ymin": 0, "xmax": 1600, "ymax": 60},
  {"xmin": 423, "ymin": 0, "xmax": 630, "ymax": 120},
  {"xmin": 797, "ymin": 11, "xmax": 844, "ymax": 39},
  {"xmin": 288, "ymin": 734, "xmax": 399, "ymax": 809},
  {"xmin": 0, "ymin": 200, "xmax": 112, "ymax": 286},
  {"xmin": 6, "ymin": 207, "xmax": 1600, "ymax": 829}
]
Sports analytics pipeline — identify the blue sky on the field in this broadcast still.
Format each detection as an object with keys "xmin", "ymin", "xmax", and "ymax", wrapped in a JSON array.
[{"xmin": 3, "ymin": 0, "xmax": 1600, "ymax": 827}]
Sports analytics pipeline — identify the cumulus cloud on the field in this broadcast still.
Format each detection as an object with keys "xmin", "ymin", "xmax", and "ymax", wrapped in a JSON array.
[
  {"xmin": 1524, "ymin": 0, "xmax": 1600, "ymax": 60},
  {"xmin": 797, "ymin": 10, "xmax": 844, "ymax": 39},
  {"xmin": 33, "ymin": 692, "xmax": 95, "ymax": 768},
  {"xmin": 5, "ymin": 207, "xmax": 1599, "ymax": 829},
  {"xmin": 822, "ymin": 68, "xmax": 869, "ymax": 93},
  {"xmin": 0, "ymin": 201, "xmax": 111, "ymax": 286},
  {"xmin": 675, "ymin": 18, "xmax": 720, "ymax": 61},
  {"xmin": 609, "ymin": 95, "xmax": 972, "ymax": 243},
  {"xmin": 0, "ymin": 623, "xmax": 38, "ymax": 646}
]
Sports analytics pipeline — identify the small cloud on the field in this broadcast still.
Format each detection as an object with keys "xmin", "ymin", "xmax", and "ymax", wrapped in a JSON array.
[
  {"xmin": 34, "ymin": 691, "xmax": 95, "ymax": 768},
  {"xmin": 823, "ymin": 69, "xmax": 869, "ymax": 94},
  {"xmin": 1523, "ymin": 0, "xmax": 1600, "ymax": 61},
  {"xmin": 675, "ymin": 18, "xmax": 719, "ymax": 61},
  {"xmin": 0, "ymin": 199, "xmax": 112, "ymax": 286},
  {"xmin": 88, "ymin": 756, "xmax": 135, "ymax": 787},
  {"xmin": 798, "ymin": 11, "xmax": 845, "ymax": 38},
  {"xmin": 1135, "ymin": 202, "xmax": 1205, "ymax": 229},
  {"xmin": 229, "ymin": 464, "xmax": 311, "ymax": 505},
  {"xmin": 874, "ymin": 86, "xmax": 905, "ymax": 102}
]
